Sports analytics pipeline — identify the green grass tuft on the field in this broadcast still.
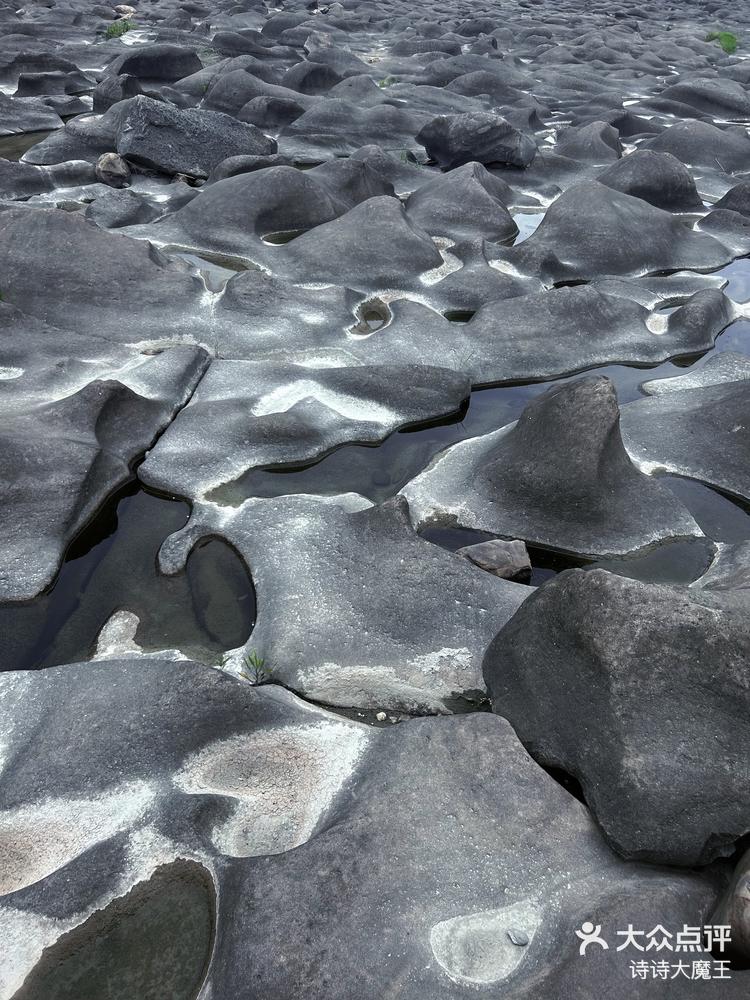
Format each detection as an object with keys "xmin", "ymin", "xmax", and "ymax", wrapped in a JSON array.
[
  {"xmin": 105, "ymin": 19, "xmax": 135, "ymax": 39},
  {"xmin": 240, "ymin": 650, "xmax": 272, "ymax": 685},
  {"xmin": 706, "ymin": 29, "xmax": 738, "ymax": 54}
]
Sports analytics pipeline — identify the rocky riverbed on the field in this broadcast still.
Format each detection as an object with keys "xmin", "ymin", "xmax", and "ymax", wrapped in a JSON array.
[{"xmin": 1, "ymin": 0, "xmax": 750, "ymax": 996}]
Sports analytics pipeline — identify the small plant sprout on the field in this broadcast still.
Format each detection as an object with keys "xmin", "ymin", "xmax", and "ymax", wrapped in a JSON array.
[
  {"xmin": 705, "ymin": 30, "xmax": 738, "ymax": 54},
  {"xmin": 105, "ymin": 19, "xmax": 136, "ymax": 39},
  {"xmin": 240, "ymin": 650, "xmax": 272, "ymax": 685}
]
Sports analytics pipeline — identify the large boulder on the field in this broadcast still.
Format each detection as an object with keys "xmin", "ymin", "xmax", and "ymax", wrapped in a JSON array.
[
  {"xmin": 116, "ymin": 96, "xmax": 277, "ymax": 178},
  {"xmin": 416, "ymin": 112, "xmax": 537, "ymax": 169},
  {"xmin": 402, "ymin": 376, "xmax": 701, "ymax": 558},
  {"xmin": 596, "ymin": 149, "xmax": 703, "ymax": 212},
  {"xmin": 483, "ymin": 568, "xmax": 750, "ymax": 865}
]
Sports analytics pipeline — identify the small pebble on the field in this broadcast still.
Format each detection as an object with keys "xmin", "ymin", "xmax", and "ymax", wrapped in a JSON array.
[{"xmin": 507, "ymin": 928, "xmax": 529, "ymax": 947}]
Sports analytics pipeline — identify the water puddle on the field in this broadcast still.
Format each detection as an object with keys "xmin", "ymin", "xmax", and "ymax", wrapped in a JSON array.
[
  {"xmin": 0, "ymin": 129, "xmax": 53, "ymax": 161},
  {"xmin": 14, "ymin": 860, "xmax": 215, "ymax": 1000},
  {"xmin": 0, "ymin": 480, "xmax": 255, "ymax": 670}
]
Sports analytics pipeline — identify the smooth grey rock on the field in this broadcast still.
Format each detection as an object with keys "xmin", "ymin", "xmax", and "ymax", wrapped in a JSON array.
[
  {"xmin": 402, "ymin": 376, "xmax": 701, "ymax": 558},
  {"xmin": 0, "ymin": 346, "xmax": 208, "ymax": 601},
  {"xmin": 405, "ymin": 161, "xmax": 518, "ymax": 243},
  {"xmin": 457, "ymin": 539, "xmax": 531, "ymax": 582},
  {"xmin": 502, "ymin": 181, "xmax": 733, "ymax": 284},
  {"xmin": 139, "ymin": 360, "xmax": 471, "ymax": 500},
  {"xmin": 106, "ymin": 44, "xmax": 203, "ymax": 83},
  {"xmin": 416, "ymin": 111, "xmax": 537, "ymax": 169},
  {"xmin": 691, "ymin": 542, "xmax": 750, "ymax": 595},
  {"xmin": 0, "ymin": 658, "xmax": 731, "ymax": 999},
  {"xmin": 269, "ymin": 195, "xmax": 444, "ymax": 291},
  {"xmin": 659, "ymin": 78, "xmax": 750, "ymax": 121},
  {"xmin": 714, "ymin": 182, "xmax": 750, "ymax": 217},
  {"xmin": 641, "ymin": 352, "xmax": 750, "ymax": 395},
  {"xmin": 554, "ymin": 120, "xmax": 622, "ymax": 162},
  {"xmin": 483, "ymin": 568, "xmax": 750, "ymax": 865},
  {"xmin": 621, "ymin": 381, "xmax": 750, "ymax": 502},
  {"xmin": 158, "ymin": 493, "xmax": 529, "ymax": 713},
  {"xmin": 643, "ymin": 120, "xmax": 750, "ymax": 174},
  {"xmin": 596, "ymin": 149, "xmax": 703, "ymax": 212},
  {"xmin": 0, "ymin": 158, "xmax": 95, "ymax": 199}
]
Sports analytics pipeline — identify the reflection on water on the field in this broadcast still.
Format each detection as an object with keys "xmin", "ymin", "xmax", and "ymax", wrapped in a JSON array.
[
  {"xmin": 14, "ymin": 861, "xmax": 215, "ymax": 1000},
  {"xmin": 0, "ymin": 129, "xmax": 54, "ymax": 161},
  {"xmin": 0, "ymin": 481, "xmax": 255, "ymax": 670}
]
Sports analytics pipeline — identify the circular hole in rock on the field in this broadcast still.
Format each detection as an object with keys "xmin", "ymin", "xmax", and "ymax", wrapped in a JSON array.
[
  {"xmin": 349, "ymin": 296, "xmax": 391, "ymax": 335},
  {"xmin": 13, "ymin": 860, "xmax": 215, "ymax": 1000}
]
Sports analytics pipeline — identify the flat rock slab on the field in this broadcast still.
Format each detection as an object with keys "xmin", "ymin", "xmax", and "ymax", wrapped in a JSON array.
[
  {"xmin": 140, "ymin": 360, "xmax": 471, "ymax": 501},
  {"xmin": 402, "ymin": 376, "xmax": 701, "ymax": 558},
  {"xmin": 0, "ymin": 658, "xmax": 736, "ymax": 999},
  {"xmin": 483, "ymin": 568, "xmax": 750, "ymax": 866},
  {"xmin": 621, "ymin": 382, "xmax": 750, "ymax": 503},
  {"xmin": 0, "ymin": 346, "xmax": 207, "ymax": 601},
  {"xmin": 641, "ymin": 352, "xmax": 750, "ymax": 395},
  {"xmin": 157, "ymin": 493, "xmax": 530, "ymax": 713}
]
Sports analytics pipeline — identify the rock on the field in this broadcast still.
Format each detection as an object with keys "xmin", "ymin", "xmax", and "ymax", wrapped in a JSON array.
[
  {"xmin": 659, "ymin": 78, "xmax": 750, "ymax": 121},
  {"xmin": 643, "ymin": 120, "xmax": 750, "ymax": 173},
  {"xmin": 711, "ymin": 847, "xmax": 750, "ymax": 962},
  {"xmin": 0, "ymin": 159, "xmax": 96, "ymax": 199},
  {"xmin": 116, "ymin": 96, "xmax": 277, "ymax": 178},
  {"xmin": 139, "ymin": 360, "xmax": 471, "ymax": 500},
  {"xmin": 504, "ymin": 181, "xmax": 732, "ymax": 284},
  {"xmin": 483, "ymin": 568, "xmax": 750, "ymax": 865},
  {"xmin": 621, "ymin": 381, "xmax": 750, "ymax": 503},
  {"xmin": 158, "ymin": 493, "xmax": 529, "ymax": 713},
  {"xmin": 130, "ymin": 164, "xmax": 348, "ymax": 260},
  {"xmin": 714, "ymin": 182, "xmax": 750, "ymax": 217},
  {"xmin": 402, "ymin": 376, "xmax": 701, "ymax": 558},
  {"xmin": 554, "ymin": 120, "xmax": 622, "ymax": 162},
  {"xmin": 95, "ymin": 151, "xmax": 131, "ymax": 188},
  {"xmin": 0, "ymin": 346, "xmax": 209, "ymax": 601},
  {"xmin": 405, "ymin": 161, "xmax": 518, "ymax": 243},
  {"xmin": 0, "ymin": 657, "xmax": 733, "ymax": 999},
  {"xmin": 641, "ymin": 352, "xmax": 750, "ymax": 395},
  {"xmin": 92, "ymin": 73, "xmax": 143, "ymax": 114},
  {"xmin": 416, "ymin": 112, "xmax": 537, "ymax": 170},
  {"xmin": 85, "ymin": 187, "xmax": 159, "ymax": 228},
  {"xmin": 106, "ymin": 44, "xmax": 203, "ymax": 83},
  {"xmin": 596, "ymin": 149, "xmax": 703, "ymax": 212},
  {"xmin": 457, "ymin": 539, "xmax": 532, "ymax": 582}
]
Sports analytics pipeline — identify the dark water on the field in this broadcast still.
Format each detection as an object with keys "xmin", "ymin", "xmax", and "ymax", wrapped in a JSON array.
[
  {"xmin": 0, "ymin": 129, "xmax": 53, "ymax": 160},
  {"xmin": 0, "ymin": 480, "xmax": 255, "ymax": 670},
  {"xmin": 14, "ymin": 861, "xmax": 215, "ymax": 1000}
]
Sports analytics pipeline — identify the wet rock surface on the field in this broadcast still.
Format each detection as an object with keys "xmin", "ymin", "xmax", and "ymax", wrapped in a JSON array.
[
  {"xmin": 0, "ymin": 658, "xmax": 741, "ymax": 1000},
  {"xmin": 2, "ymin": 0, "xmax": 750, "ymax": 993}
]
